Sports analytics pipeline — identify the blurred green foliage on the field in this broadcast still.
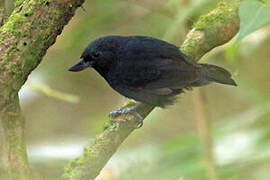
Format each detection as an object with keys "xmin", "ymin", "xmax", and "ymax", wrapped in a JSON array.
[
  {"xmin": 16, "ymin": 0, "xmax": 270, "ymax": 179},
  {"xmin": 238, "ymin": 0, "xmax": 270, "ymax": 41}
]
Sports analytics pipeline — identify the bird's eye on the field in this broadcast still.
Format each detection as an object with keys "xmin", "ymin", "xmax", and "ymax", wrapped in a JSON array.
[{"xmin": 92, "ymin": 52, "xmax": 101, "ymax": 58}]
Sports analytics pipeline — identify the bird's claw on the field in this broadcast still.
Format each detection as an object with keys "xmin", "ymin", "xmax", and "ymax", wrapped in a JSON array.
[{"xmin": 109, "ymin": 106, "xmax": 144, "ymax": 128}]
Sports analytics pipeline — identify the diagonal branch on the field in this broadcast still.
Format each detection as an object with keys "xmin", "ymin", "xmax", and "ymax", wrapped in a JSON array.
[
  {"xmin": 0, "ymin": 0, "xmax": 85, "ymax": 179},
  {"xmin": 63, "ymin": 1, "xmax": 241, "ymax": 180}
]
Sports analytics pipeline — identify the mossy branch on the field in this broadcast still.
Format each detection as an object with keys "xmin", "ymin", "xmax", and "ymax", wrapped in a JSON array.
[
  {"xmin": 63, "ymin": 1, "xmax": 241, "ymax": 180},
  {"xmin": 0, "ymin": 0, "xmax": 85, "ymax": 179},
  {"xmin": 0, "ymin": 0, "xmax": 18, "ymax": 27},
  {"xmin": 181, "ymin": 0, "xmax": 240, "ymax": 60},
  {"xmin": 0, "ymin": 1, "xmax": 4, "ymax": 26}
]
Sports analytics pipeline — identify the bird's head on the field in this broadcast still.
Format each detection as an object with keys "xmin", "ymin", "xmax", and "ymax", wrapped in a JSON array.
[{"xmin": 69, "ymin": 36, "xmax": 121, "ymax": 75}]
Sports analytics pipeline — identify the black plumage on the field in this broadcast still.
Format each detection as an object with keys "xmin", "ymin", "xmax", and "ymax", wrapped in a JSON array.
[{"xmin": 69, "ymin": 35, "xmax": 236, "ymax": 108}]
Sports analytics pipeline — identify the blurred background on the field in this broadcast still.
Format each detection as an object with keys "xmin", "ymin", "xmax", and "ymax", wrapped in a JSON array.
[{"xmin": 18, "ymin": 0, "xmax": 270, "ymax": 179}]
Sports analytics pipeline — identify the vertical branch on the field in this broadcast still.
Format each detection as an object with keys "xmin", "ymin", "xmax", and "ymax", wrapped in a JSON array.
[
  {"xmin": 0, "ymin": 1, "xmax": 5, "ymax": 174},
  {"xmin": 1, "ymin": 96, "xmax": 32, "ymax": 180},
  {"xmin": 0, "ymin": 0, "xmax": 30, "ymax": 179},
  {"xmin": 0, "ymin": 0, "xmax": 4, "ymax": 26},
  {"xmin": 193, "ymin": 88, "xmax": 217, "ymax": 180},
  {"xmin": 0, "ymin": 0, "xmax": 86, "ymax": 179},
  {"xmin": 0, "ymin": 115, "xmax": 8, "ymax": 178}
]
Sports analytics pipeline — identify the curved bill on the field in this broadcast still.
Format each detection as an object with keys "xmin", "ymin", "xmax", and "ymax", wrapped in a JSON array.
[{"xmin": 68, "ymin": 59, "xmax": 90, "ymax": 72}]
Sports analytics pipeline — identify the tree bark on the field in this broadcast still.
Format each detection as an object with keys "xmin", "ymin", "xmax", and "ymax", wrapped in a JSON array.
[
  {"xmin": 63, "ymin": 1, "xmax": 241, "ymax": 180},
  {"xmin": 0, "ymin": 0, "xmax": 85, "ymax": 179},
  {"xmin": 0, "ymin": 1, "xmax": 4, "ymax": 26}
]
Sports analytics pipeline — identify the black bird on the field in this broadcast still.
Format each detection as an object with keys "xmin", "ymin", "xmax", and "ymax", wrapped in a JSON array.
[{"xmin": 69, "ymin": 35, "xmax": 236, "ymax": 120}]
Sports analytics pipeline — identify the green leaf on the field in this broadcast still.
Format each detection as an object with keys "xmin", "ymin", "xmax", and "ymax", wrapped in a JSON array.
[{"xmin": 237, "ymin": 0, "xmax": 270, "ymax": 41}]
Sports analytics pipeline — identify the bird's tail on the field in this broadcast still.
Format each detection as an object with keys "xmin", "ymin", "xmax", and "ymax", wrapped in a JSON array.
[{"xmin": 195, "ymin": 64, "xmax": 237, "ymax": 86}]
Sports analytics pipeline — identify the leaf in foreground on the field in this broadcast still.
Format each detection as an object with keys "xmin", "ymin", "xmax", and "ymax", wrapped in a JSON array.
[{"xmin": 238, "ymin": 0, "xmax": 270, "ymax": 41}]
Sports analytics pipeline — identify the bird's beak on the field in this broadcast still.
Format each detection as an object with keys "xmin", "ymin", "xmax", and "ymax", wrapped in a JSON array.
[{"xmin": 68, "ymin": 58, "xmax": 91, "ymax": 72}]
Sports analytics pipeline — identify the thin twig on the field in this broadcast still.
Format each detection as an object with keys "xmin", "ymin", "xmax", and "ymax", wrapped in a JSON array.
[{"xmin": 193, "ymin": 88, "xmax": 217, "ymax": 180}]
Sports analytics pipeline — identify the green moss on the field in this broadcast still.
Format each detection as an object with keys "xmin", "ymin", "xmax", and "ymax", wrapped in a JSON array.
[
  {"xmin": 194, "ymin": 0, "xmax": 240, "ymax": 30},
  {"xmin": 2, "ymin": 13, "xmax": 27, "ymax": 34},
  {"xmin": 21, "ymin": 36, "xmax": 44, "ymax": 73},
  {"xmin": 2, "ymin": 0, "xmax": 38, "ymax": 34},
  {"xmin": 14, "ymin": 0, "xmax": 25, "ymax": 7},
  {"xmin": 22, "ymin": 53, "xmax": 37, "ymax": 72},
  {"xmin": 63, "ymin": 167, "xmax": 83, "ymax": 179},
  {"xmin": 24, "ymin": 8, "xmax": 34, "ymax": 16},
  {"xmin": 0, "ymin": 52, "xmax": 9, "ymax": 63},
  {"xmin": 181, "ymin": 32, "xmax": 203, "ymax": 60},
  {"xmin": 23, "ymin": 0, "xmax": 37, "ymax": 16},
  {"xmin": 9, "ymin": 64, "xmax": 19, "ymax": 74},
  {"xmin": 63, "ymin": 157, "xmax": 84, "ymax": 179}
]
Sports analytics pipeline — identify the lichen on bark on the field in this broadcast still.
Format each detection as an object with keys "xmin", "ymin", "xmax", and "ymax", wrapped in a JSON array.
[
  {"xmin": 0, "ymin": 0, "xmax": 85, "ymax": 179},
  {"xmin": 181, "ymin": 0, "xmax": 241, "ymax": 60}
]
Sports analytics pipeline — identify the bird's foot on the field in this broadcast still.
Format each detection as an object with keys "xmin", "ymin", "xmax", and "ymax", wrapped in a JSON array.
[{"xmin": 109, "ymin": 105, "xmax": 144, "ymax": 128}]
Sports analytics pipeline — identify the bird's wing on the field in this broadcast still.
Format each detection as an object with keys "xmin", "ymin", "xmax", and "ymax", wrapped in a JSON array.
[
  {"xmin": 110, "ymin": 58, "xmax": 194, "ymax": 107},
  {"xmin": 109, "ymin": 36, "xmax": 201, "ymax": 105},
  {"xmin": 144, "ymin": 58, "xmax": 199, "ymax": 90},
  {"xmin": 120, "ymin": 36, "xmax": 199, "ymax": 66},
  {"xmin": 113, "ymin": 57, "xmax": 199, "ymax": 92}
]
